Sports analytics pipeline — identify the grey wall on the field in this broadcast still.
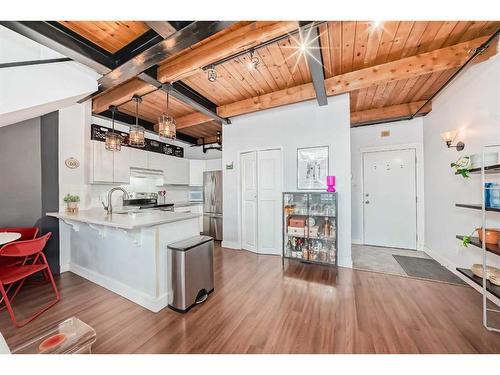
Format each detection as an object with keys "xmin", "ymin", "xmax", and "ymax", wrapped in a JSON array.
[
  {"xmin": 0, "ymin": 117, "xmax": 42, "ymax": 226},
  {"xmin": 0, "ymin": 113, "xmax": 60, "ymax": 273}
]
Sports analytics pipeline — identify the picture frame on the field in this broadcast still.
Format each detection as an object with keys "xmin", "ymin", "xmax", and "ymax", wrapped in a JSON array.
[{"xmin": 297, "ymin": 146, "xmax": 329, "ymax": 190}]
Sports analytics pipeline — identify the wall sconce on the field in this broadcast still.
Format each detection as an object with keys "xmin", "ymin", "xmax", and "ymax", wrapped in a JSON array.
[{"xmin": 440, "ymin": 130, "xmax": 465, "ymax": 151}]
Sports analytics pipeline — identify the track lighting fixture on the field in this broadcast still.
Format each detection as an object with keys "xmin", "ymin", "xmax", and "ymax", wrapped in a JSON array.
[
  {"xmin": 248, "ymin": 49, "xmax": 260, "ymax": 70},
  {"xmin": 207, "ymin": 65, "xmax": 217, "ymax": 82}
]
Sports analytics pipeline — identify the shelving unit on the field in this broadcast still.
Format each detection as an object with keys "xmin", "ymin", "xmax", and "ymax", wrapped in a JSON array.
[
  {"xmin": 455, "ymin": 163, "xmax": 500, "ymax": 175},
  {"xmin": 455, "ymin": 235, "xmax": 500, "ymax": 255},
  {"xmin": 455, "ymin": 203, "xmax": 500, "ymax": 212},
  {"xmin": 282, "ymin": 192, "xmax": 337, "ymax": 268},
  {"xmin": 455, "ymin": 146, "xmax": 500, "ymax": 333}
]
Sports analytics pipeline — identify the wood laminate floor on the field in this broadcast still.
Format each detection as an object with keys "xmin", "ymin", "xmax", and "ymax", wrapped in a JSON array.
[{"xmin": 1, "ymin": 244, "xmax": 500, "ymax": 353}]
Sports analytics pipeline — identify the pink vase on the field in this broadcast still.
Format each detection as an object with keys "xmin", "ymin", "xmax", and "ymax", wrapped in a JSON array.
[{"xmin": 326, "ymin": 176, "xmax": 336, "ymax": 192}]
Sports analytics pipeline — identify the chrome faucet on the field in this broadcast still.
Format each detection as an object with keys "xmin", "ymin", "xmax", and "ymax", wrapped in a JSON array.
[{"xmin": 102, "ymin": 187, "xmax": 129, "ymax": 214}]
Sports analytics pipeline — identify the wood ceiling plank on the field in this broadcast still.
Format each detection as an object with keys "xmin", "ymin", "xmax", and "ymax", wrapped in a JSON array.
[
  {"xmin": 409, "ymin": 71, "xmax": 443, "ymax": 102},
  {"xmin": 352, "ymin": 21, "xmax": 371, "ymax": 71},
  {"xmin": 217, "ymin": 36, "xmax": 491, "ymax": 118},
  {"xmin": 369, "ymin": 83, "xmax": 388, "ymax": 108},
  {"xmin": 331, "ymin": 22, "xmax": 343, "ymax": 76},
  {"xmin": 256, "ymin": 46, "xmax": 288, "ymax": 90},
  {"xmin": 373, "ymin": 21, "xmax": 399, "ymax": 64},
  {"xmin": 426, "ymin": 21, "xmax": 459, "ymax": 51},
  {"xmin": 287, "ymin": 36, "xmax": 312, "ymax": 84},
  {"xmin": 351, "ymin": 101, "xmax": 432, "ymax": 126},
  {"xmin": 350, "ymin": 91, "xmax": 359, "ymax": 112},
  {"xmin": 252, "ymin": 51, "xmax": 281, "ymax": 92},
  {"xmin": 341, "ymin": 21, "xmax": 356, "ymax": 73},
  {"xmin": 319, "ymin": 23, "xmax": 333, "ymax": 78},
  {"xmin": 267, "ymin": 42, "xmax": 296, "ymax": 87},
  {"xmin": 415, "ymin": 21, "xmax": 444, "ymax": 54},
  {"xmin": 59, "ymin": 21, "xmax": 118, "ymax": 52},
  {"xmin": 238, "ymin": 54, "xmax": 276, "ymax": 93},
  {"xmin": 175, "ymin": 112, "xmax": 214, "ymax": 130},
  {"xmin": 223, "ymin": 59, "xmax": 262, "ymax": 97},
  {"xmin": 354, "ymin": 88, "xmax": 368, "ymax": 112},
  {"xmin": 157, "ymin": 21, "xmax": 300, "ymax": 82},
  {"xmin": 386, "ymin": 21, "xmax": 415, "ymax": 62},
  {"xmin": 92, "ymin": 78, "xmax": 154, "ymax": 113},
  {"xmin": 216, "ymin": 65, "xmax": 254, "ymax": 101},
  {"xmin": 363, "ymin": 23, "xmax": 384, "ymax": 68},
  {"xmin": 278, "ymin": 37, "xmax": 306, "ymax": 86},
  {"xmin": 386, "ymin": 79, "xmax": 411, "ymax": 106},
  {"xmin": 359, "ymin": 86, "xmax": 378, "ymax": 111},
  {"xmin": 184, "ymin": 74, "xmax": 228, "ymax": 105},
  {"xmin": 458, "ymin": 21, "xmax": 488, "ymax": 42},
  {"xmin": 399, "ymin": 21, "xmax": 428, "ymax": 58}
]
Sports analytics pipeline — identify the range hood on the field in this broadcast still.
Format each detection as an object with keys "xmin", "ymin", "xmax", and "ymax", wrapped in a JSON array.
[{"xmin": 130, "ymin": 167, "xmax": 164, "ymax": 179}]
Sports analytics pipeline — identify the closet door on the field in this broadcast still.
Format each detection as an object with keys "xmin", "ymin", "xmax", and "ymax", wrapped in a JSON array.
[
  {"xmin": 241, "ymin": 152, "xmax": 258, "ymax": 252},
  {"xmin": 257, "ymin": 149, "xmax": 282, "ymax": 255}
]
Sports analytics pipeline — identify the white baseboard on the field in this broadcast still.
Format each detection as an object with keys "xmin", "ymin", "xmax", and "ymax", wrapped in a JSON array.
[
  {"xmin": 60, "ymin": 263, "xmax": 70, "ymax": 273},
  {"xmin": 221, "ymin": 240, "xmax": 241, "ymax": 250},
  {"xmin": 69, "ymin": 263, "xmax": 168, "ymax": 313},
  {"xmin": 351, "ymin": 238, "xmax": 362, "ymax": 245}
]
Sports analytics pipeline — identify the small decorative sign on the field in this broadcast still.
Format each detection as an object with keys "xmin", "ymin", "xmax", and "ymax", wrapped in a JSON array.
[
  {"xmin": 225, "ymin": 162, "xmax": 234, "ymax": 170},
  {"xmin": 65, "ymin": 157, "xmax": 80, "ymax": 169}
]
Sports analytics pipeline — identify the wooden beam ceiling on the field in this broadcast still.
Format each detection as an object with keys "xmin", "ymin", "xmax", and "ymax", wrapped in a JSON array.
[
  {"xmin": 350, "ymin": 101, "xmax": 432, "ymax": 126},
  {"xmin": 156, "ymin": 21, "xmax": 300, "ymax": 83},
  {"xmin": 216, "ymin": 35, "xmax": 492, "ymax": 118}
]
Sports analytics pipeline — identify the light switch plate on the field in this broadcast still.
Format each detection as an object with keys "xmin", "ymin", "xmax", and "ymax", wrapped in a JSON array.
[{"xmin": 381, "ymin": 130, "xmax": 390, "ymax": 137}]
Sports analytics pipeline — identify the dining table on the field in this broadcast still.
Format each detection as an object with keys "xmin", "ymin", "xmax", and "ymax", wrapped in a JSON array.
[{"xmin": 0, "ymin": 232, "xmax": 21, "ymax": 246}]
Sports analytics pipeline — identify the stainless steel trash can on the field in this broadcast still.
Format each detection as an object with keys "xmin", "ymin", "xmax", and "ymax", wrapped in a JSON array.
[{"xmin": 167, "ymin": 235, "xmax": 214, "ymax": 312}]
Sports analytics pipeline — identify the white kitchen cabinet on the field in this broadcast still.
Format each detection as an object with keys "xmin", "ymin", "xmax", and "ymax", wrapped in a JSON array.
[
  {"xmin": 147, "ymin": 152, "xmax": 165, "ymax": 172},
  {"xmin": 164, "ymin": 155, "xmax": 189, "ymax": 185},
  {"xmin": 205, "ymin": 158, "xmax": 222, "ymax": 171},
  {"xmin": 113, "ymin": 147, "xmax": 131, "ymax": 184},
  {"xmin": 92, "ymin": 140, "xmax": 114, "ymax": 183},
  {"xmin": 91, "ymin": 140, "xmax": 131, "ymax": 184},
  {"xmin": 189, "ymin": 160, "xmax": 206, "ymax": 186},
  {"xmin": 129, "ymin": 147, "xmax": 148, "ymax": 169}
]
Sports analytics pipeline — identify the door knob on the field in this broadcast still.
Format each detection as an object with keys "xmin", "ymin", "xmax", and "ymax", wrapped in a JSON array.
[{"xmin": 365, "ymin": 200, "xmax": 370, "ymax": 204}]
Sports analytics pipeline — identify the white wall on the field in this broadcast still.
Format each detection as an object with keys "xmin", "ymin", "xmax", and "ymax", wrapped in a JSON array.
[
  {"xmin": 0, "ymin": 26, "xmax": 100, "ymax": 127},
  {"xmin": 350, "ymin": 118, "xmax": 425, "ymax": 248},
  {"xmin": 222, "ymin": 95, "xmax": 352, "ymax": 267},
  {"xmin": 423, "ymin": 53, "xmax": 500, "ymax": 270}
]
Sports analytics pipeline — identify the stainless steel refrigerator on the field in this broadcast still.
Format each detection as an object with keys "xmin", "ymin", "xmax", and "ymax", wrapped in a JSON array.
[{"xmin": 203, "ymin": 170, "xmax": 223, "ymax": 240}]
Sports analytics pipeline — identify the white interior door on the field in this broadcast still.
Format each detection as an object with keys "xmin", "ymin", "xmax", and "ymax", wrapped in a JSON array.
[
  {"xmin": 363, "ymin": 149, "xmax": 417, "ymax": 249},
  {"xmin": 241, "ymin": 152, "xmax": 258, "ymax": 251},
  {"xmin": 257, "ymin": 149, "xmax": 282, "ymax": 255}
]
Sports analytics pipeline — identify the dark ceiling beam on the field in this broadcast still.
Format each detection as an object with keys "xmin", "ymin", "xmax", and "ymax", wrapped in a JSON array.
[
  {"xmin": 0, "ymin": 21, "xmax": 113, "ymax": 75},
  {"xmin": 137, "ymin": 72, "xmax": 230, "ymax": 125},
  {"xmin": 0, "ymin": 57, "xmax": 71, "ymax": 69},
  {"xmin": 98, "ymin": 21, "xmax": 237, "ymax": 91},
  {"xmin": 145, "ymin": 21, "xmax": 178, "ymax": 38},
  {"xmin": 299, "ymin": 22, "xmax": 327, "ymax": 106}
]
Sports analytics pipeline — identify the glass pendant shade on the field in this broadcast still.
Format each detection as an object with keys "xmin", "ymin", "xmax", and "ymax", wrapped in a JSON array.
[
  {"xmin": 105, "ymin": 105, "xmax": 121, "ymax": 151},
  {"xmin": 158, "ymin": 114, "xmax": 176, "ymax": 139},
  {"xmin": 129, "ymin": 95, "xmax": 146, "ymax": 147},
  {"xmin": 105, "ymin": 131, "xmax": 121, "ymax": 151},
  {"xmin": 129, "ymin": 125, "xmax": 146, "ymax": 147}
]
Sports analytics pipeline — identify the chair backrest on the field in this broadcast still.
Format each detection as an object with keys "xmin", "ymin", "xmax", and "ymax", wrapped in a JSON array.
[
  {"xmin": 0, "ymin": 232, "xmax": 51, "ymax": 258},
  {"xmin": 0, "ymin": 227, "xmax": 39, "ymax": 241}
]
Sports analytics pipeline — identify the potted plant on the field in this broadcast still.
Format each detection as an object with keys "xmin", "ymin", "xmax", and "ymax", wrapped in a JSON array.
[
  {"xmin": 462, "ymin": 227, "xmax": 500, "ymax": 247},
  {"xmin": 451, "ymin": 156, "xmax": 471, "ymax": 178},
  {"xmin": 63, "ymin": 194, "xmax": 80, "ymax": 213}
]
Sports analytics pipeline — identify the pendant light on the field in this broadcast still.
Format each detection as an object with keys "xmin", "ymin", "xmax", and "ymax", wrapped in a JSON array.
[
  {"xmin": 129, "ymin": 95, "xmax": 146, "ymax": 148},
  {"xmin": 158, "ymin": 87, "xmax": 176, "ymax": 140},
  {"xmin": 105, "ymin": 105, "xmax": 121, "ymax": 151}
]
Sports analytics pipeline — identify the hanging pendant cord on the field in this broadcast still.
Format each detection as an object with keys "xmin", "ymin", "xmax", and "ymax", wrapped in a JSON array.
[{"xmin": 135, "ymin": 98, "xmax": 139, "ymax": 126}]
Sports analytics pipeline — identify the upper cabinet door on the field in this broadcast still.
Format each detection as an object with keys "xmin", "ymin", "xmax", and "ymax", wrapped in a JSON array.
[
  {"xmin": 148, "ymin": 152, "xmax": 166, "ymax": 172},
  {"xmin": 113, "ymin": 147, "xmax": 131, "ymax": 184},
  {"xmin": 189, "ymin": 160, "xmax": 206, "ymax": 186},
  {"xmin": 92, "ymin": 140, "xmax": 114, "ymax": 183},
  {"xmin": 164, "ymin": 155, "xmax": 189, "ymax": 185},
  {"xmin": 129, "ymin": 147, "xmax": 148, "ymax": 169},
  {"xmin": 205, "ymin": 158, "xmax": 222, "ymax": 171}
]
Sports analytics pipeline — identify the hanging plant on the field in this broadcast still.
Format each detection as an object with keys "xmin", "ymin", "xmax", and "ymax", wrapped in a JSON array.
[{"xmin": 451, "ymin": 156, "xmax": 471, "ymax": 178}]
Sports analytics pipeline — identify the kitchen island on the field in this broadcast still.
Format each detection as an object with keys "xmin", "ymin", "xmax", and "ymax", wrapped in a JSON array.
[{"xmin": 47, "ymin": 208, "xmax": 201, "ymax": 312}]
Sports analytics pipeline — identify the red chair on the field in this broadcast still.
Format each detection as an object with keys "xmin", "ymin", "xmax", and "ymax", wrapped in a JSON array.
[
  {"xmin": 0, "ymin": 227, "xmax": 39, "ymax": 268},
  {"xmin": 0, "ymin": 233, "xmax": 60, "ymax": 327}
]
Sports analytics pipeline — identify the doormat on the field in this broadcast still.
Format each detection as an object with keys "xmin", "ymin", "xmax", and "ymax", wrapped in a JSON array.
[{"xmin": 393, "ymin": 255, "xmax": 465, "ymax": 285}]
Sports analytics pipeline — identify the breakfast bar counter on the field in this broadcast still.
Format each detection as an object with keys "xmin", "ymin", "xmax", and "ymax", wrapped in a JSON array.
[{"xmin": 47, "ymin": 209, "xmax": 201, "ymax": 312}]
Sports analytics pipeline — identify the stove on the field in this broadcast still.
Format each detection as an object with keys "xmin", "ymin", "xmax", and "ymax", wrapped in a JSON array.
[{"xmin": 123, "ymin": 192, "xmax": 174, "ymax": 211}]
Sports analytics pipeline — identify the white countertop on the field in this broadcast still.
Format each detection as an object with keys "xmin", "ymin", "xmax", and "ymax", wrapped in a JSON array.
[
  {"xmin": 169, "ymin": 201, "xmax": 203, "ymax": 207},
  {"xmin": 47, "ymin": 208, "xmax": 201, "ymax": 230}
]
